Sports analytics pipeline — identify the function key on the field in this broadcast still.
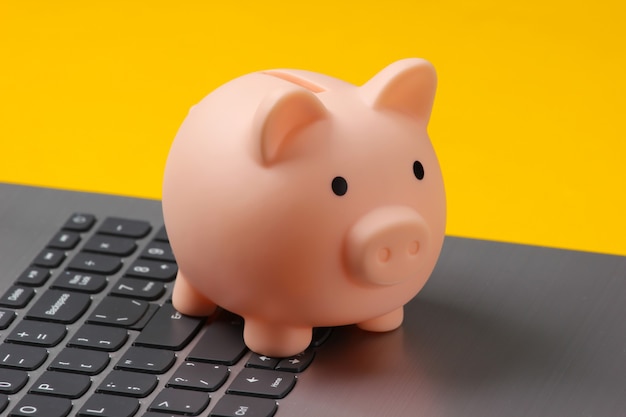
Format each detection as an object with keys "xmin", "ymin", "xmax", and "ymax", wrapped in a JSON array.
[
  {"xmin": 33, "ymin": 248, "xmax": 66, "ymax": 268},
  {"xmin": 98, "ymin": 217, "xmax": 151, "ymax": 238},
  {"xmin": 153, "ymin": 225, "xmax": 169, "ymax": 242},
  {"xmin": 16, "ymin": 267, "xmax": 50, "ymax": 287},
  {"xmin": 47, "ymin": 231, "xmax": 81, "ymax": 250},
  {"xmin": 83, "ymin": 235, "xmax": 137, "ymax": 256},
  {"xmin": 63, "ymin": 213, "xmax": 96, "ymax": 232}
]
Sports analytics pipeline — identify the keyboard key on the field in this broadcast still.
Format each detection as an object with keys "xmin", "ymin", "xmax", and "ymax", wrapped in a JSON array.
[
  {"xmin": 52, "ymin": 271, "xmax": 107, "ymax": 293},
  {"xmin": 125, "ymin": 259, "xmax": 178, "ymax": 281},
  {"xmin": 33, "ymin": 248, "xmax": 66, "ymax": 268},
  {"xmin": 0, "ymin": 394, "xmax": 7, "ymax": 414},
  {"xmin": 67, "ymin": 252, "xmax": 122, "ymax": 274},
  {"xmin": 16, "ymin": 267, "xmax": 50, "ymax": 287},
  {"xmin": 87, "ymin": 297, "xmax": 149, "ymax": 327},
  {"xmin": 49, "ymin": 348, "xmax": 110, "ymax": 375},
  {"xmin": 311, "ymin": 327, "xmax": 333, "ymax": 347},
  {"xmin": 29, "ymin": 371, "xmax": 91, "ymax": 398},
  {"xmin": 78, "ymin": 394, "xmax": 139, "ymax": 417},
  {"xmin": 0, "ymin": 368, "xmax": 29, "ymax": 394},
  {"xmin": 47, "ymin": 231, "xmax": 81, "ymax": 250},
  {"xmin": 98, "ymin": 217, "xmax": 151, "ymax": 238},
  {"xmin": 148, "ymin": 387, "xmax": 210, "ymax": 415},
  {"xmin": 0, "ymin": 309, "xmax": 16, "ymax": 330},
  {"xmin": 83, "ymin": 234, "xmax": 137, "ymax": 256},
  {"xmin": 7, "ymin": 320, "xmax": 67, "ymax": 347},
  {"xmin": 111, "ymin": 277, "xmax": 165, "ymax": 300},
  {"xmin": 0, "ymin": 344, "xmax": 47, "ymax": 370},
  {"xmin": 276, "ymin": 350, "xmax": 315, "ymax": 373},
  {"xmin": 187, "ymin": 314, "xmax": 247, "ymax": 365},
  {"xmin": 140, "ymin": 240, "xmax": 176, "ymax": 262},
  {"xmin": 134, "ymin": 303, "xmax": 205, "ymax": 350},
  {"xmin": 97, "ymin": 370, "xmax": 157, "ymax": 397},
  {"xmin": 209, "ymin": 394, "xmax": 278, "ymax": 417},
  {"xmin": 0, "ymin": 286, "xmax": 35, "ymax": 308},
  {"xmin": 167, "ymin": 361, "xmax": 229, "ymax": 392},
  {"xmin": 246, "ymin": 354, "xmax": 280, "ymax": 370},
  {"xmin": 9, "ymin": 394, "xmax": 72, "ymax": 417},
  {"xmin": 154, "ymin": 225, "xmax": 169, "ymax": 242},
  {"xmin": 68, "ymin": 324, "xmax": 128, "ymax": 351},
  {"xmin": 115, "ymin": 346, "xmax": 175, "ymax": 374},
  {"xmin": 62, "ymin": 213, "xmax": 96, "ymax": 232},
  {"xmin": 26, "ymin": 290, "xmax": 91, "ymax": 324},
  {"xmin": 226, "ymin": 368, "xmax": 296, "ymax": 399}
]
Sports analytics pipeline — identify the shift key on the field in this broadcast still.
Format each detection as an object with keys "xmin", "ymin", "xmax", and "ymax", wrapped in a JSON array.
[{"xmin": 134, "ymin": 303, "xmax": 205, "ymax": 351}]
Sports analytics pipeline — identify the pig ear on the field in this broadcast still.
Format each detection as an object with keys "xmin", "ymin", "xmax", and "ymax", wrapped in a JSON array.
[
  {"xmin": 362, "ymin": 58, "xmax": 437, "ymax": 123},
  {"xmin": 255, "ymin": 86, "xmax": 327, "ymax": 165}
]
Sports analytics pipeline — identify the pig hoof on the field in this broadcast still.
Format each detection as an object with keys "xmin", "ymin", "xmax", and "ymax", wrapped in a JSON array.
[
  {"xmin": 357, "ymin": 307, "xmax": 404, "ymax": 332},
  {"xmin": 244, "ymin": 320, "xmax": 312, "ymax": 357},
  {"xmin": 172, "ymin": 272, "xmax": 217, "ymax": 316}
]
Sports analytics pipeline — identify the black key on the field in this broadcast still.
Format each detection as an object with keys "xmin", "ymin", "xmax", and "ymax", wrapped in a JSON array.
[
  {"xmin": 167, "ymin": 361, "xmax": 229, "ymax": 392},
  {"xmin": 97, "ymin": 370, "xmax": 157, "ymax": 397},
  {"xmin": 78, "ymin": 394, "xmax": 139, "ymax": 417},
  {"xmin": 87, "ymin": 297, "xmax": 148, "ymax": 327},
  {"xmin": 311, "ymin": 327, "xmax": 333, "ymax": 347},
  {"xmin": 0, "ymin": 286, "xmax": 35, "ymax": 308},
  {"xmin": 226, "ymin": 368, "xmax": 296, "ymax": 399},
  {"xmin": 68, "ymin": 324, "xmax": 128, "ymax": 351},
  {"xmin": 0, "ymin": 309, "xmax": 16, "ymax": 330},
  {"xmin": 83, "ymin": 234, "xmax": 137, "ymax": 256},
  {"xmin": 148, "ymin": 387, "xmax": 210, "ymax": 415},
  {"xmin": 111, "ymin": 277, "xmax": 165, "ymax": 300},
  {"xmin": 7, "ymin": 320, "xmax": 66, "ymax": 347},
  {"xmin": 125, "ymin": 259, "xmax": 177, "ymax": 281},
  {"xmin": 52, "ymin": 271, "xmax": 107, "ymax": 293},
  {"xmin": 116, "ymin": 346, "xmax": 175, "ymax": 374},
  {"xmin": 246, "ymin": 354, "xmax": 280, "ymax": 370},
  {"xmin": 134, "ymin": 303, "xmax": 205, "ymax": 350},
  {"xmin": 0, "ymin": 394, "xmax": 7, "ymax": 414},
  {"xmin": 47, "ymin": 231, "xmax": 81, "ymax": 250},
  {"xmin": 49, "ymin": 348, "xmax": 110, "ymax": 375},
  {"xmin": 67, "ymin": 252, "xmax": 122, "ymax": 274},
  {"xmin": 62, "ymin": 213, "xmax": 96, "ymax": 232},
  {"xmin": 140, "ymin": 240, "xmax": 176, "ymax": 262},
  {"xmin": 98, "ymin": 217, "xmax": 151, "ymax": 238},
  {"xmin": 9, "ymin": 394, "xmax": 71, "ymax": 417},
  {"xmin": 26, "ymin": 290, "xmax": 91, "ymax": 324},
  {"xmin": 154, "ymin": 225, "xmax": 169, "ymax": 242},
  {"xmin": 0, "ymin": 368, "xmax": 29, "ymax": 394},
  {"xmin": 209, "ymin": 394, "xmax": 278, "ymax": 417},
  {"xmin": 187, "ymin": 314, "xmax": 247, "ymax": 365},
  {"xmin": 33, "ymin": 248, "xmax": 66, "ymax": 268},
  {"xmin": 30, "ymin": 371, "xmax": 91, "ymax": 398},
  {"xmin": 16, "ymin": 267, "xmax": 50, "ymax": 287},
  {"xmin": 275, "ymin": 349, "xmax": 315, "ymax": 373},
  {"xmin": 0, "ymin": 344, "xmax": 47, "ymax": 370}
]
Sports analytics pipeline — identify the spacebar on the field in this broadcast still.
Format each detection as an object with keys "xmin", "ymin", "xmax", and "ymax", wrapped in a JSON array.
[{"xmin": 134, "ymin": 303, "xmax": 205, "ymax": 350}]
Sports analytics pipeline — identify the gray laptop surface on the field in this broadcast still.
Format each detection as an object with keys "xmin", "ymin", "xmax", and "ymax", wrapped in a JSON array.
[{"xmin": 0, "ymin": 182, "xmax": 624, "ymax": 416}]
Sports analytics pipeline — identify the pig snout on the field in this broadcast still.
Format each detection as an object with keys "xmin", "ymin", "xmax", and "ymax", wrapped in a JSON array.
[{"xmin": 345, "ymin": 206, "xmax": 430, "ymax": 286}]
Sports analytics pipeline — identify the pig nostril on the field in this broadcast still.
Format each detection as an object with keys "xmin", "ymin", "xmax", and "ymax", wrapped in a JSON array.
[
  {"xmin": 378, "ymin": 247, "xmax": 391, "ymax": 263},
  {"xmin": 408, "ymin": 241, "xmax": 420, "ymax": 255}
]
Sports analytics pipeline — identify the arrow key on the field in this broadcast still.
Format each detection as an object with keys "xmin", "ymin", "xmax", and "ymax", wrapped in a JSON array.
[
  {"xmin": 227, "ymin": 368, "xmax": 296, "ymax": 399},
  {"xmin": 276, "ymin": 349, "xmax": 315, "ymax": 373},
  {"xmin": 148, "ymin": 387, "xmax": 210, "ymax": 415}
]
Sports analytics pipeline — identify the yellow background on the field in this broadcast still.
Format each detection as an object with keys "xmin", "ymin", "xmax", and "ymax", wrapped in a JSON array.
[{"xmin": 1, "ymin": 1, "xmax": 625, "ymax": 256}]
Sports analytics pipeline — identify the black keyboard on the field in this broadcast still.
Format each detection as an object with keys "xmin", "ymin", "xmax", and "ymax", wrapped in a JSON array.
[{"xmin": 0, "ymin": 213, "xmax": 330, "ymax": 416}]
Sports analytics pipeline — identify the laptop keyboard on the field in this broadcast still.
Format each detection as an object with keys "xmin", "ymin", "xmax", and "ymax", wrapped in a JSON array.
[{"xmin": 0, "ymin": 213, "xmax": 330, "ymax": 416}]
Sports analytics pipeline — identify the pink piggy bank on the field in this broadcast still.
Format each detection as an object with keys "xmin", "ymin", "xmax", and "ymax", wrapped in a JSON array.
[{"xmin": 162, "ymin": 58, "xmax": 446, "ymax": 357}]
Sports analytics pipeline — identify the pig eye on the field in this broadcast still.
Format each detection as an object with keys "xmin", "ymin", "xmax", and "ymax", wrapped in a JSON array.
[
  {"xmin": 413, "ymin": 161, "xmax": 425, "ymax": 180},
  {"xmin": 331, "ymin": 176, "xmax": 348, "ymax": 196}
]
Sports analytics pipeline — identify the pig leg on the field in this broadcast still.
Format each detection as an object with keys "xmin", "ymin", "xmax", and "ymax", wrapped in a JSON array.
[
  {"xmin": 356, "ymin": 306, "xmax": 404, "ymax": 332},
  {"xmin": 171, "ymin": 271, "xmax": 217, "ymax": 316},
  {"xmin": 243, "ymin": 319, "xmax": 312, "ymax": 358}
]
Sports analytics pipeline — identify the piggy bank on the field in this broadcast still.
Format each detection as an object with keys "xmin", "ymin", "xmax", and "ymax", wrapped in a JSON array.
[{"xmin": 162, "ymin": 58, "xmax": 446, "ymax": 357}]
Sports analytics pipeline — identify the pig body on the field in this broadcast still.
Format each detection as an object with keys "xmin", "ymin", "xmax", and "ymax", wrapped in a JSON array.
[{"xmin": 162, "ymin": 58, "xmax": 446, "ymax": 357}]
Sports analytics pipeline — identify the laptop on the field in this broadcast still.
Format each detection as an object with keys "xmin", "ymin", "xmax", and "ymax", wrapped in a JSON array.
[{"xmin": 0, "ymin": 182, "xmax": 624, "ymax": 416}]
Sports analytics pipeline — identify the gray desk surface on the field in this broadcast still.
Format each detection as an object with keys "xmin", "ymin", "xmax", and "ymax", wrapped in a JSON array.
[{"xmin": 1, "ymin": 183, "xmax": 625, "ymax": 416}]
